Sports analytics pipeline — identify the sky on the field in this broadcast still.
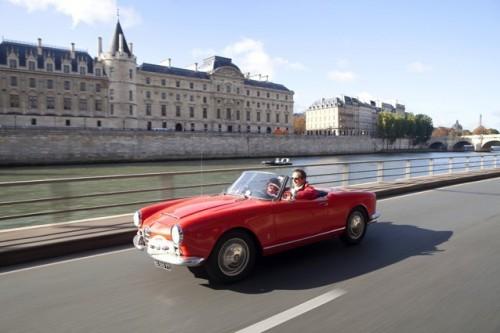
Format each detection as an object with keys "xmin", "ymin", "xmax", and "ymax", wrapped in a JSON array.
[{"xmin": 1, "ymin": 0, "xmax": 499, "ymax": 131}]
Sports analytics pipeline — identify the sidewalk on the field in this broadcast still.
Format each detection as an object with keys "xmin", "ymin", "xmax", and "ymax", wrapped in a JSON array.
[{"xmin": 1, "ymin": 169, "xmax": 500, "ymax": 267}]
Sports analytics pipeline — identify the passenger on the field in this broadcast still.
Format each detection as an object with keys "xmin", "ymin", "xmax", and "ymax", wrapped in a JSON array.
[
  {"xmin": 266, "ymin": 177, "xmax": 281, "ymax": 199},
  {"xmin": 290, "ymin": 169, "xmax": 318, "ymax": 200}
]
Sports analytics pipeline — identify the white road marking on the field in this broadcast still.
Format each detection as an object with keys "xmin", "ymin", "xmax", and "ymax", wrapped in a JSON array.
[
  {"xmin": 235, "ymin": 289, "xmax": 346, "ymax": 333},
  {"xmin": 0, "ymin": 248, "xmax": 134, "ymax": 276}
]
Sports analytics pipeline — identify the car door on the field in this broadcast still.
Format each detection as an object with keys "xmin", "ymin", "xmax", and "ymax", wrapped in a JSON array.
[{"xmin": 272, "ymin": 198, "xmax": 328, "ymax": 244}]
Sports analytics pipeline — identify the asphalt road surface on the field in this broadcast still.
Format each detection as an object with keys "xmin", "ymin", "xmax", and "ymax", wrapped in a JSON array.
[{"xmin": 1, "ymin": 178, "xmax": 500, "ymax": 333}]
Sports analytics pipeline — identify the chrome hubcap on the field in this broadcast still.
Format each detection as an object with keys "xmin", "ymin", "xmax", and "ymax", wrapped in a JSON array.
[
  {"xmin": 218, "ymin": 238, "xmax": 249, "ymax": 276},
  {"xmin": 348, "ymin": 213, "xmax": 365, "ymax": 239}
]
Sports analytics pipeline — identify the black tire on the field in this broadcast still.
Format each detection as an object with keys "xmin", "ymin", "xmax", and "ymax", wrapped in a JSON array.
[
  {"xmin": 341, "ymin": 208, "xmax": 367, "ymax": 245},
  {"xmin": 205, "ymin": 230, "xmax": 256, "ymax": 284}
]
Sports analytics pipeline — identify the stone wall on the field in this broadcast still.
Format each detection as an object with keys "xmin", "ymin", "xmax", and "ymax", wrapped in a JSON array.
[{"xmin": 0, "ymin": 128, "xmax": 417, "ymax": 165}]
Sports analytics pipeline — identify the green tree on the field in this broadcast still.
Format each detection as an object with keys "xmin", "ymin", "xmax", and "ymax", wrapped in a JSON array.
[
  {"xmin": 488, "ymin": 128, "xmax": 499, "ymax": 134},
  {"xmin": 414, "ymin": 114, "xmax": 434, "ymax": 144}
]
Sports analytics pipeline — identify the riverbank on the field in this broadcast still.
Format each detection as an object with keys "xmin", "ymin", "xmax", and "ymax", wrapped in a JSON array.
[{"xmin": 0, "ymin": 128, "xmax": 421, "ymax": 166}]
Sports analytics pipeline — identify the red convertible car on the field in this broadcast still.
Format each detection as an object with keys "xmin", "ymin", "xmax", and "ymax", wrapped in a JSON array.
[{"xmin": 133, "ymin": 171, "xmax": 379, "ymax": 283}]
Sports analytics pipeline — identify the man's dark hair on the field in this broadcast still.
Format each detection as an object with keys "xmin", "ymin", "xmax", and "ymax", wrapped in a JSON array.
[{"xmin": 293, "ymin": 169, "xmax": 307, "ymax": 179}]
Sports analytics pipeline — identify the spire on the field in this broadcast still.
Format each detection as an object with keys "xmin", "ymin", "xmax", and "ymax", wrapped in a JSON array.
[{"xmin": 110, "ymin": 20, "xmax": 131, "ymax": 56}]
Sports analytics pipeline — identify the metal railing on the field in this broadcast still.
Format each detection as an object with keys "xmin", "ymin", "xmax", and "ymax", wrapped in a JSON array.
[{"xmin": 0, "ymin": 154, "xmax": 499, "ymax": 228}]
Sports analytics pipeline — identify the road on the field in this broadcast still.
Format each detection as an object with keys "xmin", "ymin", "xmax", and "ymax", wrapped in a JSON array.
[{"xmin": 1, "ymin": 178, "xmax": 500, "ymax": 333}]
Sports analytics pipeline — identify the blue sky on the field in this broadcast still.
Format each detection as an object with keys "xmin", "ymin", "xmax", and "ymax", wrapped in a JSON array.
[{"xmin": 1, "ymin": 0, "xmax": 499, "ymax": 130}]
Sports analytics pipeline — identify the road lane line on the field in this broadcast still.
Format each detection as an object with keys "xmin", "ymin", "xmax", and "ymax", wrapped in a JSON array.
[
  {"xmin": 235, "ymin": 289, "xmax": 346, "ymax": 333},
  {"xmin": 0, "ymin": 248, "xmax": 134, "ymax": 276}
]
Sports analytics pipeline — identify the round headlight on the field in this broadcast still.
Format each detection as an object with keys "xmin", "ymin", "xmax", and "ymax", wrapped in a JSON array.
[
  {"xmin": 133, "ymin": 210, "xmax": 142, "ymax": 228},
  {"xmin": 171, "ymin": 224, "xmax": 183, "ymax": 245}
]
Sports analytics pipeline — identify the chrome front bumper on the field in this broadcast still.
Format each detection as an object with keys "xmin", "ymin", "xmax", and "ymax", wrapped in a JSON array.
[
  {"xmin": 133, "ymin": 232, "xmax": 204, "ymax": 267},
  {"xmin": 369, "ymin": 212, "xmax": 381, "ymax": 223}
]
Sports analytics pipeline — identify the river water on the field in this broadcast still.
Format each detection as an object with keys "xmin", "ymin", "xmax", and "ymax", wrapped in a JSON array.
[{"xmin": 0, "ymin": 151, "xmax": 498, "ymax": 229}]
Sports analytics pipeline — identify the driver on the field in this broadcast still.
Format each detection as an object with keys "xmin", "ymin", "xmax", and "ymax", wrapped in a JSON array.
[{"xmin": 266, "ymin": 178, "xmax": 281, "ymax": 198}]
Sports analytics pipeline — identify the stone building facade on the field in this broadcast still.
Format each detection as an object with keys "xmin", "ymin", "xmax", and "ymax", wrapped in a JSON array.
[
  {"xmin": 305, "ymin": 95, "xmax": 405, "ymax": 136},
  {"xmin": 0, "ymin": 22, "xmax": 294, "ymax": 134}
]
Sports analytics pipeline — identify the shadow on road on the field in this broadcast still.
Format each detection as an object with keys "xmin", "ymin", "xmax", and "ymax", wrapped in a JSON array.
[{"xmin": 205, "ymin": 221, "xmax": 453, "ymax": 293}]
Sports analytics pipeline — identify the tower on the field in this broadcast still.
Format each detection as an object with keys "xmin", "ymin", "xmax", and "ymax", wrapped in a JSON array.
[{"xmin": 98, "ymin": 21, "xmax": 137, "ymax": 128}]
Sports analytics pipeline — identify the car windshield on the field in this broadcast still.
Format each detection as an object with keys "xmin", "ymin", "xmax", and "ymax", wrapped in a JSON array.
[{"xmin": 226, "ymin": 171, "xmax": 284, "ymax": 200}]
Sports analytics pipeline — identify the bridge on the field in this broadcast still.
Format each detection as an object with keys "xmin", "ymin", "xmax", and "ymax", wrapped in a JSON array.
[{"xmin": 429, "ymin": 134, "xmax": 500, "ymax": 151}]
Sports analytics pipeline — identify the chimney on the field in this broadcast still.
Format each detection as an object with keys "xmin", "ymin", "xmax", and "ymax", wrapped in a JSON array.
[
  {"xmin": 195, "ymin": 62, "xmax": 198, "ymax": 71},
  {"xmin": 70, "ymin": 42, "xmax": 75, "ymax": 59},
  {"xmin": 37, "ymin": 38, "xmax": 42, "ymax": 55},
  {"xmin": 129, "ymin": 42, "xmax": 133, "ymax": 55},
  {"xmin": 168, "ymin": 58, "xmax": 171, "ymax": 67},
  {"xmin": 118, "ymin": 33, "xmax": 123, "ymax": 53},
  {"xmin": 98, "ymin": 37, "xmax": 103, "ymax": 55}
]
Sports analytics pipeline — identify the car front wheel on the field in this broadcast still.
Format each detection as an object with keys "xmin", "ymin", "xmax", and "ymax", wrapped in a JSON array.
[
  {"xmin": 341, "ymin": 209, "xmax": 367, "ymax": 245},
  {"xmin": 205, "ymin": 230, "xmax": 256, "ymax": 284}
]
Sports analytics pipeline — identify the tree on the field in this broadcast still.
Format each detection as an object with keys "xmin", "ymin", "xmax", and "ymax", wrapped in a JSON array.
[
  {"xmin": 473, "ymin": 126, "xmax": 488, "ymax": 135},
  {"xmin": 293, "ymin": 114, "xmax": 305, "ymax": 135},
  {"xmin": 462, "ymin": 129, "xmax": 472, "ymax": 135},
  {"xmin": 488, "ymin": 128, "xmax": 499, "ymax": 134},
  {"xmin": 432, "ymin": 127, "xmax": 451, "ymax": 137},
  {"xmin": 414, "ymin": 114, "xmax": 434, "ymax": 144}
]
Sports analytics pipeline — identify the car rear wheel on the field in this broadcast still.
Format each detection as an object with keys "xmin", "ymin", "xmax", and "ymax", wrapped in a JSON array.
[
  {"xmin": 341, "ymin": 209, "xmax": 367, "ymax": 245},
  {"xmin": 205, "ymin": 230, "xmax": 256, "ymax": 284}
]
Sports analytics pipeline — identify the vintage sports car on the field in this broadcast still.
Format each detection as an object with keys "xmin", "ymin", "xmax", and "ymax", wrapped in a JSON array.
[{"xmin": 133, "ymin": 171, "xmax": 379, "ymax": 283}]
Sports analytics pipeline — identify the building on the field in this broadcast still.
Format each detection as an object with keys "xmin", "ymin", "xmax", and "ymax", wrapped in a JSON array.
[
  {"xmin": 0, "ymin": 21, "xmax": 294, "ymax": 134},
  {"xmin": 305, "ymin": 95, "xmax": 381, "ymax": 136}
]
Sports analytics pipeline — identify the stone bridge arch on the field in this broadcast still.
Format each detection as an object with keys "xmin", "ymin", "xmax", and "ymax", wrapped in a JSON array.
[
  {"xmin": 481, "ymin": 140, "xmax": 500, "ymax": 151},
  {"xmin": 429, "ymin": 141, "xmax": 446, "ymax": 150},
  {"xmin": 452, "ymin": 140, "xmax": 473, "ymax": 151}
]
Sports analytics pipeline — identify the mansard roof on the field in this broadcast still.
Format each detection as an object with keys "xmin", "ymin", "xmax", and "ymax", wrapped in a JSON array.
[
  {"xmin": 0, "ymin": 40, "xmax": 95, "ymax": 73},
  {"xmin": 244, "ymin": 79, "xmax": 291, "ymax": 92},
  {"xmin": 200, "ymin": 56, "xmax": 241, "ymax": 72},
  {"xmin": 138, "ymin": 63, "xmax": 210, "ymax": 79},
  {"xmin": 110, "ymin": 21, "xmax": 131, "ymax": 56}
]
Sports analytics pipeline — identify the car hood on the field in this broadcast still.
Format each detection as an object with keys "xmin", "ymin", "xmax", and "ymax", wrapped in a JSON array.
[{"xmin": 160, "ymin": 195, "xmax": 248, "ymax": 220}]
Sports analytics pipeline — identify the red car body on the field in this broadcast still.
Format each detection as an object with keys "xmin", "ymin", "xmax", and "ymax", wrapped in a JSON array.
[{"xmin": 133, "ymin": 171, "xmax": 379, "ymax": 283}]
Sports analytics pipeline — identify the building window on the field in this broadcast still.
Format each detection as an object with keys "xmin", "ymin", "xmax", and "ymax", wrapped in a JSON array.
[
  {"xmin": 95, "ymin": 83, "xmax": 101, "ymax": 93},
  {"xmin": 218, "ymin": 124, "xmax": 222, "ymax": 132},
  {"xmin": 95, "ymin": 100, "xmax": 102, "ymax": 111},
  {"xmin": 176, "ymin": 94, "xmax": 180, "ymax": 101},
  {"xmin": 146, "ymin": 91, "xmax": 151, "ymax": 99},
  {"xmin": 29, "ymin": 78, "xmax": 36, "ymax": 88},
  {"xmin": 246, "ymin": 101, "xmax": 250, "ymax": 107},
  {"xmin": 110, "ymin": 104, "xmax": 114, "ymax": 114},
  {"xmin": 64, "ymin": 81, "xmax": 71, "ymax": 90},
  {"xmin": 9, "ymin": 59, "xmax": 17, "ymax": 69},
  {"xmin": 80, "ymin": 82, "xmax": 86, "ymax": 91},
  {"xmin": 276, "ymin": 93, "xmax": 279, "ymax": 99},
  {"xmin": 226, "ymin": 85, "xmax": 230, "ymax": 93},
  {"xmin": 285, "ymin": 95, "xmax": 288, "ymax": 100},
  {"xmin": 276, "ymin": 104, "xmax": 279, "ymax": 110},
  {"xmin": 10, "ymin": 76, "xmax": 17, "ymax": 87},
  {"xmin": 266, "ymin": 92, "xmax": 270, "ymax": 98},
  {"xmin": 258, "ymin": 126, "xmax": 261, "ymax": 133},
  {"xmin": 257, "ymin": 112, "xmax": 261, "ymax": 122},
  {"xmin": 236, "ymin": 110, "xmax": 240, "ymax": 121},
  {"xmin": 162, "ymin": 121, "xmax": 167, "ymax": 128},
  {"xmin": 146, "ymin": 77, "xmax": 151, "ymax": 84},
  {"xmin": 189, "ymin": 107, "xmax": 194, "ymax": 118},
  {"xmin": 129, "ymin": 90, "xmax": 133, "ymax": 101},
  {"xmin": 129, "ymin": 105, "xmax": 133, "ymax": 115},
  {"xmin": 97, "ymin": 120, "xmax": 102, "ymax": 127},
  {"xmin": 285, "ymin": 105, "xmax": 288, "ymax": 111},
  {"xmin": 95, "ymin": 68, "xmax": 101, "ymax": 77},
  {"xmin": 191, "ymin": 123, "xmax": 195, "ymax": 131},
  {"xmin": 161, "ymin": 105, "xmax": 167, "ymax": 116},
  {"xmin": 246, "ymin": 111, "xmax": 250, "ymax": 121},
  {"xmin": 146, "ymin": 104, "xmax": 152, "ymax": 115},
  {"xmin": 27, "ymin": 96, "xmax": 37, "ymax": 109},
  {"xmin": 189, "ymin": 95, "xmax": 194, "ymax": 102},
  {"xmin": 204, "ymin": 124, "xmax": 208, "ymax": 132},
  {"xmin": 216, "ymin": 108, "xmax": 221, "ymax": 119},
  {"xmin": 203, "ymin": 108, "xmax": 207, "ymax": 119},
  {"xmin": 64, "ymin": 98, "xmax": 72, "ymax": 110},
  {"xmin": 47, "ymin": 96, "xmax": 55, "ymax": 110},
  {"xmin": 47, "ymin": 79, "xmax": 54, "ymax": 89},
  {"xmin": 276, "ymin": 113, "xmax": 280, "ymax": 123},
  {"xmin": 161, "ymin": 92, "xmax": 166, "ymax": 100},
  {"xmin": 217, "ymin": 85, "xmax": 221, "ymax": 92},
  {"xmin": 203, "ymin": 96, "xmax": 207, "ymax": 103},
  {"xmin": 247, "ymin": 125, "xmax": 251, "ymax": 132},
  {"xmin": 63, "ymin": 65, "xmax": 70, "ymax": 73},
  {"xmin": 257, "ymin": 102, "xmax": 260, "ymax": 108},
  {"xmin": 226, "ymin": 108, "xmax": 231, "ymax": 120},
  {"xmin": 176, "ymin": 105, "xmax": 181, "ymax": 117},
  {"xmin": 31, "ymin": 118, "xmax": 37, "ymax": 126},
  {"xmin": 129, "ymin": 69, "xmax": 133, "ymax": 79},
  {"xmin": 236, "ymin": 87, "xmax": 240, "ymax": 94},
  {"xmin": 10, "ymin": 94, "xmax": 19, "ymax": 108},
  {"xmin": 257, "ymin": 91, "xmax": 260, "ymax": 97},
  {"xmin": 285, "ymin": 114, "xmax": 289, "ymax": 123},
  {"xmin": 79, "ymin": 66, "xmax": 86, "ymax": 75},
  {"xmin": 79, "ymin": 99, "xmax": 88, "ymax": 111},
  {"xmin": 246, "ymin": 90, "xmax": 250, "ymax": 96},
  {"xmin": 176, "ymin": 81, "xmax": 180, "ymax": 88},
  {"xmin": 161, "ymin": 79, "xmax": 166, "ymax": 86},
  {"xmin": 28, "ymin": 61, "xmax": 36, "ymax": 71},
  {"xmin": 266, "ymin": 113, "xmax": 270, "ymax": 122},
  {"xmin": 203, "ymin": 84, "xmax": 207, "ymax": 91},
  {"xmin": 189, "ymin": 82, "xmax": 194, "ymax": 89},
  {"xmin": 65, "ymin": 119, "xmax": 71, "ymax": 126}
]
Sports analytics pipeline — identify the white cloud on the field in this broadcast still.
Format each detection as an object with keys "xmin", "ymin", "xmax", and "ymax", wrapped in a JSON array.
[
  {"xmin": 190, "ymin": 38, "xmax": 305, "ymax": 80},
  {"xmin": 8, "ymin": 0, "xmax": 141, "ymax": 27},
  {"xmin": 327, "ymin": 70, "xmax": 357, "ymax": 82},
  {"xmin": 407, "ymin": 61, "xmax": 432, "ymax": 73}
]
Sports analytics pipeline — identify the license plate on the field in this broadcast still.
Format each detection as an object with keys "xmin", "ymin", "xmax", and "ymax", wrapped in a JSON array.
[{"xmin": 154, "ymin": 260, "xmax": 172, "ymax": 271}]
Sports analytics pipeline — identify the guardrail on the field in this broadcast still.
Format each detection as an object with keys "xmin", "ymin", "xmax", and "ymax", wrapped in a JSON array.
[{"xmin": 0, "ymin": 154, "xmax": 499, "ymax": 228}]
